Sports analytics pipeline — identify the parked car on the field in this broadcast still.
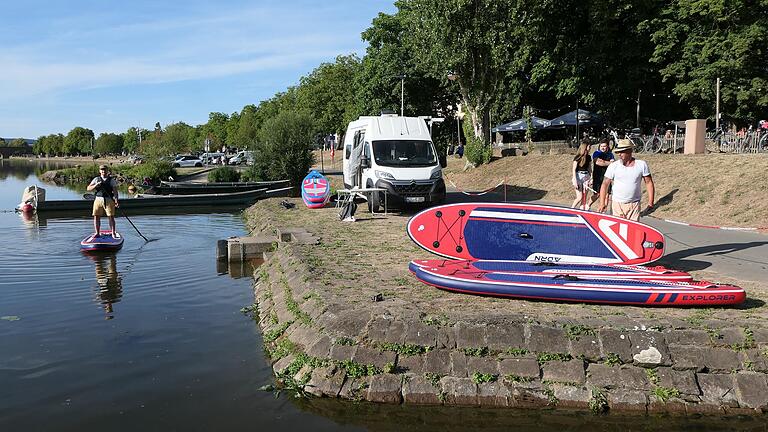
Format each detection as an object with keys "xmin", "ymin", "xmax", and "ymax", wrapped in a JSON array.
[
  {"xmin": 228, "ymin": 150, "xmax": 255, "ymax": 165},
  {"xmin": 172, "ymin": 155, "xmax": 203, "ymax": 167},
  {"xmin": 200, "ymin": 152, "xmax": 224, "ymax": 165}
]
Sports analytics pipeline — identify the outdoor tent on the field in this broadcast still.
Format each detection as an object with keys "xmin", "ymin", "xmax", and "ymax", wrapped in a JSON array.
[
  {"xmin": 491, "ymin": 116, "xmax": 551, "ymax": 132},
  {"xmin": 546, "ymin": 109, "xmax": 604, "ymax": 128}
]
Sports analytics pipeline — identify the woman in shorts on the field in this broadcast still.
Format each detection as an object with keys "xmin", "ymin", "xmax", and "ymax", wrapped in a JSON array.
[{"xmin": 571, "ymin": 141, "xmax": 592, "ymax": 209}]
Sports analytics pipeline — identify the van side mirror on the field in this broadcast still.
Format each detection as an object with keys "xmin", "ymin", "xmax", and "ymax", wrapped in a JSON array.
[
  {"xmin": 439, "ymin": 154, "xmax": 447, "ymax": 168},
  {"xmin": 361, "ymin": 156, "xmax": 371, "ymax": 169}
]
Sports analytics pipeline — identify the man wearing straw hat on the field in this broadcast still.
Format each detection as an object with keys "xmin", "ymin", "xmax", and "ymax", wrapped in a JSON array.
[
  {"xmin": 597, "ymin": 139, "xmax": 654, "ymax": 221},
  {"xmin": 87, "ymin": 164, "xmax": 120, "ymax": 236}
]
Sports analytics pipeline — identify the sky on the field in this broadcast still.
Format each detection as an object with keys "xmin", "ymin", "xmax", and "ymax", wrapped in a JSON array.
[{"xmin": 0, "ymin": 0, "xmax": 396, "ymax": 139}]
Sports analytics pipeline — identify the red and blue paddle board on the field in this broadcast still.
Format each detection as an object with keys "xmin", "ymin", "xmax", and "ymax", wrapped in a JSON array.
[
  {"xmin": 407, "ymin": 203, "xmax": 665, "ymax": 265},
  {"xmin": 301, "ymin": 170, "xmax": 330, "ymax": 209},
  {"xmin": 409, "ymin": 259, "xmax": 693, "ymax": 282},
  {"xmin": 411, "ymin": 263, "xmax": 745, "ymax": 307},
  {"xmin": 81, "ymin": 231, "xmax": 124, "ymax": 251}
]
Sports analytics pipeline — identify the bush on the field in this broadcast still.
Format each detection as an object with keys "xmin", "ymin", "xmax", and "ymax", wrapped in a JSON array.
[
  {"xmin": 58, "ymin": 164, "xmax": 102, "ymax": 183},
  {"xmin": 123, "ymin": 161, "xmax": 176, "ymax": 182},
  {"xmin": 253, "ymin": 110, "xmax": 315, "ymax": 195},
  {"xmin": 239, "ymin": 166, "xmax": 263, "ymax": 182},
  {"xmin": 208, "ymin": 167, "xmax": 241, "ymax": 182},
  {"xmin": 465, "ymin": 135, "xmax": 492, "ymax": 166}
]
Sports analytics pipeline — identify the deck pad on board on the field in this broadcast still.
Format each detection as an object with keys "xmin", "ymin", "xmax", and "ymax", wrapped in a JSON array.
[
  {"xmin": 407, "ymin": 203, "xmax": 665, "ymax": 265},
  {"xmin": 80, "ymin": 230, "xmax": 124, "ymax": 251},
  {"xmin": 411, "ymin": 264, "xmax": 744, "ymax": 307},
  {"xmin": 301, "ymin": 170, "xmax": 330, "ymax": 209},
  {"xmin": 409, "ymin": 259, "xmax": 692, "ymax": 282}
]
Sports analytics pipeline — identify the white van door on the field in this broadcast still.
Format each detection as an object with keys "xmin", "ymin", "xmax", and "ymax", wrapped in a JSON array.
[{"xmin": 342, "ymin": 128, "xmax": 365, "ymax": 188}]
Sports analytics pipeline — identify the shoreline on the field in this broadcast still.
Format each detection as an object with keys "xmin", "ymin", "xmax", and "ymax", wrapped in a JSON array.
[{"xmin": 241, "ymin": 197, "xmax": 768, "ymax": 416}]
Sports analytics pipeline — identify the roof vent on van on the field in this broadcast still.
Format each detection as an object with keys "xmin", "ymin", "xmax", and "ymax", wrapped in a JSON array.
[{"xmin": 380, "ymin": 109, "xmax": 398, "ymax": 117}]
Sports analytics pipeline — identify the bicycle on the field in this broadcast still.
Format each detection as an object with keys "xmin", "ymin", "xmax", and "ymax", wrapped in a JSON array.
[{"xmin": 644, "ymin": 132, "xmax": 663, "ymax": 153}]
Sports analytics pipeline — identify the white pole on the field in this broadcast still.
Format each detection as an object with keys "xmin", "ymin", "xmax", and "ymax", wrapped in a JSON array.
[
  {"xmin": 400, "ymin": 77, "xmax": 405, "ymax": 116},
  {"xmin": 715, "ymin": 78, "xmax": 721, "ymax": 130}
]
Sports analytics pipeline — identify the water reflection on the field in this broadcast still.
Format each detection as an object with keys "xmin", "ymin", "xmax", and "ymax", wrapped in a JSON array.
[
  {"xmin": 84, "ymin": 252, "xmax": 123, "ymax": 319},
  {"xmin": 217, "ymin": 258, "xmax": 263, "ymax": 279}
]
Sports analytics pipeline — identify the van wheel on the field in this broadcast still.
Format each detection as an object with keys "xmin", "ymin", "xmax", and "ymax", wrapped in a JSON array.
[{"xmin": 195, "ymin": 163, "xmax": 202, "ymax": 167}]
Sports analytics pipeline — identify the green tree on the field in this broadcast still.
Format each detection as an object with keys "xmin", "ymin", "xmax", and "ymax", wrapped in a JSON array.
[
  {"xmin": 253, "ymin": 110, "xmax": 315, "ymax": 193},
  {"xmin": 0, "ymin": 137, "xmax": 6, "ymax": 146},
  {"xmin": 63, "ymin": 127, "xmax": 95, "ymax": 155},
  {"xmin": 9, "ymin": 138, "xmax": 27, "ymax": 147},
  {"xmin": 646, "ymin": 0, "xmax": 768, "ymax": 122},
  {"xmin": 296, "ymin": 54, "xmax": 362, "ymax": 136},
  {"xmin": 201, "ymin": 112, "xmax": 229, "ymax": 151},
  {"xmin": 122, "ymin": 127, "xmax": 148, "ymax": 154},
  {"xmin": 94, "ymin": 133, "xmax": 124, "ymax": 155},
  {"xmin": 162, "ymin": 122, "xmax": 196, "ymax": 155}
]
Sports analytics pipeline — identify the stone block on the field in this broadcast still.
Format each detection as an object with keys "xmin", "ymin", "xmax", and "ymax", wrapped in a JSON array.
[
  {"xmin": 697, "ymin": 373, "xmax": 738, "ymax": 407},
  {"xmin": 599, "ymin": 329, "xmax": 633, "ymax": 363},
  {"xmin": 733, "ymin": 373, "xmax": 768, "ymax": 409},
  {"xmin": 366, "ymin": 316, "xmax": 391, "ymax": 342},
  {"xmin": 402, "ymin": 374, "xmax": 441, "ymax": 405},
  {"xmin": 329, "ymin": 344, "xmax": 356, "ymax": 362},
  {"xmin": 383, "ymin": 320, "xmax": 407, "ymax": 344},
  {"xmin": 484, "ymin": 324, "xmax": 525, "ymax": 349},
  {"xmin": 509, "ymin": 387, "xmax": 549, "ymax": 408},
  {"xmin": 326, "ymin": 310, "xmax": 370, "ymax": 339},
  {"xmin": 423, "ymin": 349, "xmax": 451, "ymax": 375},
  {"xmin": 352, "ymin": 346, "xmax": 396, "ymax": 369},
  {"xmin": 607, "ymin": 389, "xmax": 648, "ymax": 413},
  {"xmin": 551, "ymin": 384, "xmax": 590, "ymax": 409},
  {"xmin": 569, "ymin": 337, "xmax": 601, "ymax": 362},
  {"xmin": 440, "ymin": 377, "xmax": 478, "ymax": 405},
  {"xmin": 750, "ymin": 328, "xmax": 768, "ymax": 344},
  {"xmin": 436, "ymin": 326, "xmax": 456, "ymax": 349},
  {"xmin": 741, "ymin": 349, "xmax": 768, "ymax": 373},
  {"xmin": 587, "ymin": 364, "xmax": 650, "ymax": 391},
  {"xmin": 272, "ymin": 354, "xmax": 296, "ymax": 375},
  {"xmin": 498, "ymin": 358, "xmax": 540, "ymax": 379},
  {"xmin": 467, "ymin": 356, "xmax": 499, "ymax": 376},
  {"xmin": 304, "ymin": 336, "xmax": 332, "ymax": 358},
  {"xmin": 542, "ymin": 359, "xmax": 585, "ymax": 385},
  {"xmin": 397, "ymin": 355, "xmax": 424, "ymax": 374},
  {"xmin": 663, "ymin": 329, "xmax": 712, "ymax": 346},
  {"xmin": 705, "ymin": 348, "xmax": 742, "ymax": 373},
  {"xmin": 668, "ymin": 345, "xmax": 706, "ymax": 371},
  {"xmin": 403, "ymin": 322, "xmax": 437, "ymax": 347},
  {"xmin": 648, "ymin": 397, "xmax": 687, "ymax": 414},
  {"xmin": 715, "ymin": 327, "xmax": 745, "ymax": 346},
  {"xmin": 339, "ymin": 377, "xmax": 371, "ymax": 400},
  {"xmin": 366, "ymin": 374, "xmax": 403, "ymax": 404},
  {"xmin": 450, "ymin": 351, "xmax": 469, "ymax": 377},
  {"xmin": 477, "ymin": 381, "xmax": 510, "ymax": 407},
  {"xmin": 306, "ymin": 366, "xmax": 346, "ymax": 398},
  {"xmin": 455, "ymin": 322, "xmax": 486, "ymax": 349},
  {"xmin": 527, "ymin": 325, "xmax": 569, "ymax": 353},
  {"xmin": 657, "ymin": 368, "xmax": 700, "ymax": 396},
  {"xmin": 628, "ymin": 331, "xmax": 671, "ymax": 366}
]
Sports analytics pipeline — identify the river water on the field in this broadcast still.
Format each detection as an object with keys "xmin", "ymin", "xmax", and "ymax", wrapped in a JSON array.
[{"xmin": 0, "ymin": 159, "xmax": 763, "ymax": 431}]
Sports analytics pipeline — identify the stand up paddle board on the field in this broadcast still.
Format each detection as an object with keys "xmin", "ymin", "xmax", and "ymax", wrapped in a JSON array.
[
  {"xmin": 81, "ymin": 231, "xmax": 124, "ymax": 251},
  {"xmin": 411, "ymin": 264, "xmax": 745, "ymax": 307},
  {"xmin": 409, "ymin": 259, "xmax": 693, "ymax": 282},
  {"xmin": 407, "ymin": 203, "xmax": 665, "ymax": 265},
  {"xmin": 301, "ymin": 170, "xmax": 330, "ymax": 209}
]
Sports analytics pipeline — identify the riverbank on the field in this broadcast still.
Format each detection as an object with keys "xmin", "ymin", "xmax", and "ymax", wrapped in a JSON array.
[{"xmin": 242, "ymin": 197, "xmax": 768, "ymax": 415}]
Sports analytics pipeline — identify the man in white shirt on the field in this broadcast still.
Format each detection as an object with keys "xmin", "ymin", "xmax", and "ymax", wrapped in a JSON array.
[{"xmin": 597, "ymin": 139, "xmax": 654, "ymax": 221}]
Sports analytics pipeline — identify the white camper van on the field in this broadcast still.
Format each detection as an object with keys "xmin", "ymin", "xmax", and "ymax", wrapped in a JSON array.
[{"xmin": 342, "ymin": 113, "xmax": 446, "ymax": 212}]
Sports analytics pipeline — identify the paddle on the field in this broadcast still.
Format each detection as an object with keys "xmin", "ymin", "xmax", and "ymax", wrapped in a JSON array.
[{"xmin": 83, "ymin": 193, "xmax": 152, "ymax": 242}]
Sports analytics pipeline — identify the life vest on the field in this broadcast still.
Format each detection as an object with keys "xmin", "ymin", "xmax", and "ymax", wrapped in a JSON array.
[{"xmin": 95, "ymin": 176, "xmax": 115, "ymax": 199}]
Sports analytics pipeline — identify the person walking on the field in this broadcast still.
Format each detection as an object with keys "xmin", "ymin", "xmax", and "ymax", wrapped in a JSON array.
[
  {"xmin": 597, "ymin": 139, "xmax": 654, "ymax": 221},
  {"xmin": 87, "ymin": 164, "xmax": 119, "ymax": 236},
  {"xmin": 589, "ymin": 139, "xmax": 614, "ymax": 210},
  {"xmin": 571, "ymin": 141, "xmax": 592, "ymax": 209}
]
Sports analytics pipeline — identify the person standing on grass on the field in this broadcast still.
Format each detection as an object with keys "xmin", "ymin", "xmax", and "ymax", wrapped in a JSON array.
[
  {"xmin": 87, "ymin": 164, "xmax": 119, "ymax": 236},
  {"xmin": 589, "ymin": 139, "xmax": 614, "ymax": 210},
  {"xmin": 571, "ymin": 141, "xmax": 592, "ymax": 209},
  {"xmin": 597, "ymin": 139, "xmax": 654, "ymax": 221}
]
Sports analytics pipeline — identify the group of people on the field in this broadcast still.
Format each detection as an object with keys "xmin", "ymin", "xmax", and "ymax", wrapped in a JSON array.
[{"xmin": 571, "ymin": 138, "xmax": 655, "ymax": 221}]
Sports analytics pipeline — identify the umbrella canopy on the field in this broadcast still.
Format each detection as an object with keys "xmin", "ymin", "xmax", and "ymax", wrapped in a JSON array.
[
  {"xmin": 546, "ymin": 109, "xmax": 604, "ymax": 128},
  {"xmin": 492, "ymin": 116, "xmax": 551, "ymax": 132}
]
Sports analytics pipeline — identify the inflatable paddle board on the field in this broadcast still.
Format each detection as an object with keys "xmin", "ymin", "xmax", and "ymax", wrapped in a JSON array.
[
  {"xmin": 411, "ymin": 264, "xmax": 745, "ymax": 307},
  {"xmin": 80, "ymin": 231, "xmax": 124, "ymax": 251},
  {"xmin": 409, "ymin": 259, "xmax": 693, "ymax": 282},
  {"xmin": 301, "ymin": 170, "xmax": 330, "ymax": 209},
  {"xmin": 407, "ymin": 203, "xmax": 665, "ymax": 265}
]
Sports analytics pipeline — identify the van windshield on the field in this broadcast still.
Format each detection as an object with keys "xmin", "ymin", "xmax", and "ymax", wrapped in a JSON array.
[{"xmin": 372, "ymin": 140, "xmax": 437, "ymax": 167}]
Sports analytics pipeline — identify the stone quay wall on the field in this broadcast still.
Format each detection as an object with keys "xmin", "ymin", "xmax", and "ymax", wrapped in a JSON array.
[{"xmin": 243, "ymin": 200, "xmax": 768, "ymax": 417}]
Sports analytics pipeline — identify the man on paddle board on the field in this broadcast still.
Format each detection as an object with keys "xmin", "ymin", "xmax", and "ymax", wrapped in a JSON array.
[
  {"xmin": 597, "ymin": 140, "xmax": 654, "ymax": 221},
  {"xmin": 87, "ymin": 164, "xmax": 120, "ymax": 237}
]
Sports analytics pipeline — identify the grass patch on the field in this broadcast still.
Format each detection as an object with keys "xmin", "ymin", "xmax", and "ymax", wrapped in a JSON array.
[
  {"xmin": 471, "ymin": 372, "xmax": 498, "ymax": 384},
  {"xmin": 263, "ymin": 321, "xmax": 292, "ymax": 343},
  {"xmin": 731, "ymin": 327, "xmax": 756, "ymax": 351},
  {"xmin": 504, "ymin": 374, "xmax": 534, "ymax": 384},
  {"xmin": 378, "ymin": 342, "xmax": 432, "ymax": 356},
  {"xmin": 282, "ymin": 277, "xmax": 312, "ymax": 325},
  {"xmin": 339, "ymin": 360, "xmax": 381, "ymax": 379},
  {"xmin": 589, "ymin": 387, "xmax": 609, "ymax": 414},
  {"xmin": 564, "ymin": 324, "xmax": 596, "ymax": 341},
  {"xmin": 462, "ymin": 347, "xmax": 489, "ymax": 357},
  {"xmin": 506, "ymin": 348, "xmax": 529, "ymax": 357},
  {"xmin": 422, "ymin": 314, "xmax": 450, "ymax": 327},
  {"xmin": 646, "ymin": 368, "xmax": 659, "ymax": 385},
  {"xmin": 536, "ymin": 352, "xmax": 573, "ymax": 364},
  {"xmin": 334, "ymin": 337, "xmax": 356, "ymax": 346},
  {"xmin": 424, "ymin": 372, "xmax": 442, "ymax": 387},
  {"xmin": 542, "ymin": 382, "xmax": 558, "ymax": 406},
  {"xmin": 604, "ymin": 352, "xmax": 621, "ymax": 366},
  {"xmin": 652, "ymin": 386, "xmax": 681, "ymax": 403}
]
